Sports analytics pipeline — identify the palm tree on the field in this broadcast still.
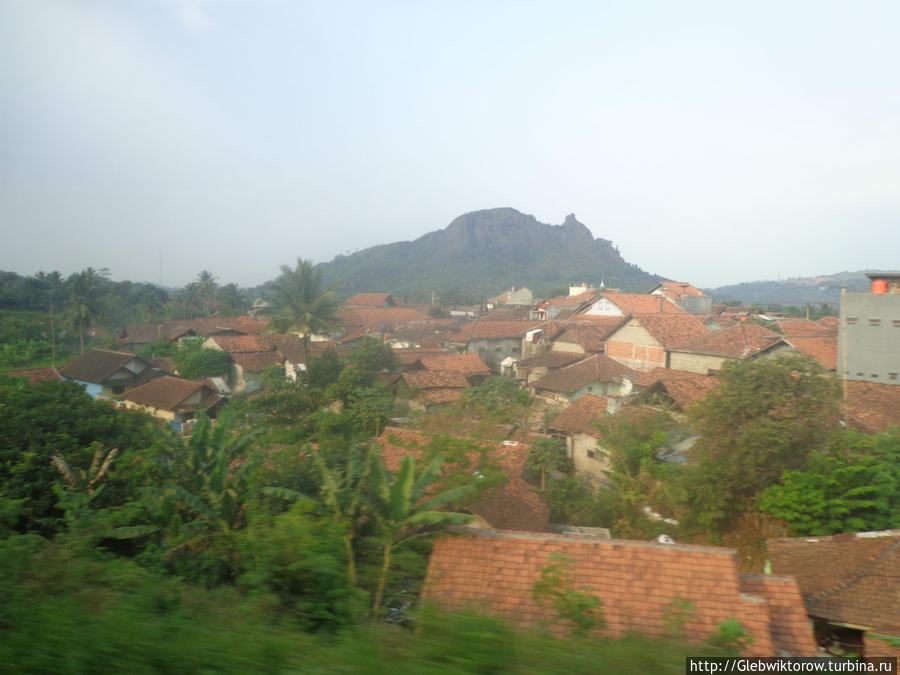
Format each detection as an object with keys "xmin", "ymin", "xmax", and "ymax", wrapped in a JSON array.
[
  {"xmin": 364, "ymin": 453, "xmax": 475, "ymax": 615},
  {"xmin": 216, "ymin": 283, "xmax": 245, "ymax": 316},
  {"xmin": 269, "ymin": 258, "xmax": 339, "ymax": 363},
  {"xmin": 64, "ymin": 268, "xmax": 106, "ymax": 353},
  {"xmin": 195, "ymin": 270, "xmax": 218, "ymax": 317}
]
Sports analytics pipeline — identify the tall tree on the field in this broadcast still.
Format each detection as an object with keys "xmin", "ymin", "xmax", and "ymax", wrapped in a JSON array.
[
  {"xmin": 216, "ymin": 283, "xmax": 245, "ymax": 316},
  {"xmin": 269, "ymin": 258, "xmax": 339, "ymax": 363},
  {"xmin": 680, "ymin": 354, "xmax": 841, "ymax": 537},
  {"xmin": 63, "ymin": 268, "xmax": 106, "ymax": 354},
  {"xmin": 195, "ymin": 270, "xmax": 218, "ymax": 317}
]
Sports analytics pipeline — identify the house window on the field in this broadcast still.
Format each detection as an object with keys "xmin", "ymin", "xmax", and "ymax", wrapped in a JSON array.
[
  {"xmin": 846, "ymin": 318, "xmax": 858, "ymax": 325},
  {"xmin": 893, "ymin": 320, "xmax": 900, "ymax": 327},
  {"xmin": 869, "ymin": 319, "xmax": 881, "ymax": 326},
  {"xmin": 856, "ymin": 372, "xmax": 865, "ymax": 377},
  {"xmin": 871, "ymin": 374, "xmax": 879, "ymax": 378},
  {"xmin": 587, "ymin": 450, "xmax": 596, "ymax": 459},
  {"xmin": 889, "ymin": 373, "xmax": 898, "ymax": 381},
  {"xmin": 587, "ymin": 386, "xmax": 593, "ymax": 392}
]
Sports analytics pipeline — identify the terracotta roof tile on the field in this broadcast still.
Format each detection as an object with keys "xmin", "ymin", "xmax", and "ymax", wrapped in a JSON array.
[
  {"xmin": 783, "ymin": 336, "xmax": 837, "ymax": 370},
  {"xmin": 4, "ymin": 367, "xmax": 63, "ymax": 385},
  {"xmin": 629, "ymin": 313, "xmax": 710, "ymax": 349},
  {"xmin": 444, "ymin": 320, "xmax": 547, "ymax": 342},
  {"xmin": 230, "ymin": 351, "xmax": 283, "ymax": 372},
  {"xmin": 634, "ymin": 368, "xmax": 709, "ymax": 388},
  {"xmin": 517, "ymin": 351, "xmax": 584, "ymax": 369},
  {"xmin": 403, "ymin": 370, "xmax": 471, "ymax": 389},
  {"xmin": 842, "ymin": 382, "xmax": 900, "ymax": 433},
  {"xmin": 416, "ymin": 353, "xmax": 491, "ymax": 375},
  {"xmin": 773, "ymin": 319, "xmax": 833, "ymax": 336},
  {"xmin": 336, "ymin": 306, "xmax": 432, "ymax": 328},
  {"xmin": 552, "ymin": 321, "xmax": 624, "ymax": 352},
  {"xmin": 651, "ymin": 281, "xmax": 706, "ymax": 301},
  {"xmin": 423, "ymin": 530, "xmax": 816, "ymax": 654},
  {"xmin": 671, "ymin": 322, "xmax": 781, "ymax": 357},
  {"xmin": 344, "ymin": 293, "xmax": 395, "ymax": 307},
  {"xmin": 601, "ymin": 293, "xmax": 686, "ymax": 315},
  {"xmin": 121, "ymin": 376, "xmax": 215, "ymax": 411},
  {"xmin": 206, "ymin": 335, "xmax": 275, "ymax": 353},
  {"xmin": 768, "ymin": 530, "xmax": 900, "ymax": 637},
  {"xmin": 393, "ymin": 347, "xmax": 443, "ymax": 365},
  {"xmin": 59, "ymin": 349, "xmax": 152, "ymax": 384},
  {"xmin": 531, "ymin": 354, "xmax": 638, "ymax": 394},
  {"xmin": 644, "ymin": 376, "xmax": 719, "ymax": 410},
  {"xmin": 740, "ymin": 575, "xmax": 819, "ymax": 657},
  {"xmin": 548, "ymin": 394, "xmax": 610, "ymax": 437}
]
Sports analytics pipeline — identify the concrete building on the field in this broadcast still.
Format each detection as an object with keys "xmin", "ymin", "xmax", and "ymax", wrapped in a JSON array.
[{"xmin": 838, "ymin": 273, "xmax": 900, "ymax": 385}]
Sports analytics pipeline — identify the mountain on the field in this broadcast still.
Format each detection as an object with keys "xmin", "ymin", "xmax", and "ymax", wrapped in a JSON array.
[
  {"xmin": 317, "ymin": 208, "xmax": 661, "ymax": 302},
  {"xmin": 705, "ymin": 271, "xmax": 875, "ymax": 307}
]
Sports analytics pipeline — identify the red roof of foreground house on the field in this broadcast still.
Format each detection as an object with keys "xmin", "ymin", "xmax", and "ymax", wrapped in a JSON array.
[
  {"xmin": 377, "ymin": 427, "xmax": 548, "ymax": 532},
  {"xmin": 548, "ymin": 394, "xmax": 610, "ymax": 437},
  {"xmin": 422, "ymin": 529, "xmax": 816, "ymax": 655},
  {"xmin": 842, "ymin": 382, "xmax": 900, "ymax": 433},
  {"xmin": 768, "ymin": 531, "xmax": 900, "ymax": 646},
  {"xmin": 622, "ymin": 312, "xmax": 710, "ymax": 350}
]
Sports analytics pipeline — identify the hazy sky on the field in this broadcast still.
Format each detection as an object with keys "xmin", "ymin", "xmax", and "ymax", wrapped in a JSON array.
[{"xmin": 2, "ymin": 1, "xmax": 899, "ymax": 289}]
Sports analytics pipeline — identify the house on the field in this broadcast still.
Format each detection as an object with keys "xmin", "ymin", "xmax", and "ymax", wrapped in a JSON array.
[
  {"xmin": 335, "ymin": 306, "xmax": 434, "ymax": 344},
  {"xmin": 838, "ymin": 273, "xmax": 900, "ymax": 385},
  {"xmin": 531, "ymin": 290, "xmax": 597, "ymax": 321},
  {"xmin": 410, "ymin": 353, "xmax": 492, "ymax": 384},
  {"xmin": 782, "ymin": 336, "xmax": 838, "ymax": 371},
  {"xmin": 577, "ymin": 292, "xmax": 685, "ymax": 319},
  {"xmin": 120, "ymin": 376, "xmax": 223, "ymax": 434},
  {"xmin": 667, "ymin": 323, "xmax": 789, "ymax": 374},
  {"xmin": 118, "ymin": 317, "xmax": 268, "ymax": 353},
  {"xmin": 401, "ymin": 370, "xmax": 472, "ymax": 410},
  {"xmin": 422, "ymin": 529, "xmax": 817, "ymax": 655},
  {"xmin": 488, "ymin": 286, "xmax": 534, "ymax": 308},
  {"xmin": 377, "ymin": 427, "xmax": 549, "ymax": 532},
  {"xmin": 435, "ymin": 320, "xmax": 546, "ymax": 370},
  {"xmin": 58, "ymin": 349, "xmax": 161, "ymax": 399},
  {"xmin": 546, "ymin": 319, "xmax": 625, "ymax": 356},
  {"xmin": 530, "ymin": 354, "xmax": 637, "ymax": 408},
  {"xmin": 768, "ymin": 530, "xmax": 900, "ymax": 657},
  {"xmin": 384, "ymin": 319, "xmax": 457, "ymax": 349},
  {"xmin": 515, "ymin": 350, "xmax": 583, "ymax": 384},
  {"xmin": 343, "ymin": 292, "xmax": 397, "ymax": 308},
  {"xmin": 636, "ymin": 373, "xmax": 719, "ymax": 414},
  {"xmin": 649, "ymin": 281, "xmax": 712, "ymax": 315},
  {"xmin": 547, "ymin": 394, "xmax": 612, "ymax": 481},
  {"xmin": 604, "ymin": 313, "xmax": 709, "ymax": 373}
]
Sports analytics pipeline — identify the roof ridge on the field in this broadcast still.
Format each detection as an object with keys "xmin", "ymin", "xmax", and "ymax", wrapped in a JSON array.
[{"xmin": 806, "ymin": 535, "xmax": 900, "ymax": 608}]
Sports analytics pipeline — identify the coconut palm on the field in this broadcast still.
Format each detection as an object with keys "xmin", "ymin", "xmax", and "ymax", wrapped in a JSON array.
[
  {"xmin": 195, "ymin": 269, "xmax": 218, "ymax": 317},
  {"xmin": 269, "ymin": 258, "xmax": 339, "ymax": 362},
  {"xmin": 64, "ymin": 268, "xmax": 106, "ymax": 353}
]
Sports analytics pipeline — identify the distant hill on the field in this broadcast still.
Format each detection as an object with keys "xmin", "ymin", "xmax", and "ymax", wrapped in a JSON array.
[
  {"xmin": 316, "ymin": 208, "xmax": 662, "ymax": 302},
  {"xmin": 706, "ymin": 271, "xmax": 876, "ymax": 307}
]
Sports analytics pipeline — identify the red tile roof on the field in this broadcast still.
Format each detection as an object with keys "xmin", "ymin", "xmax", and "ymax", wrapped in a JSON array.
[
  {"xmin": 393, "ymin": 347, "xmax": 443, "ymax": 366},
  {"xmin": 445, "ymin": 320, "xmax": 547, "ymax": 342},
  {"xmin": 651, "ymin": 281, "xmax": 706, "ymax": 301},
  {"xmin": 423, "ymin": 529, "xmax": 816, "ymax": 654},
  {"xmin": 206, "ymin": 335, "xmax": 275, "ymax": 353},
  {"xmin": 634, "ymin": 367, "xmax": 709, "ymax": 388},
  {"xmin": 230, "ymin": 351, "xmax": 283, "ymax": 372},
  {"xmin": 416, "ymin": 353, "xmax": 491, "ymax": 375},
  {"xmin": 629, "ymin": 313, "xmax": 710, "ymax": 349},
  {"xmin": 531, "ymin": 354, "xmax": 637, "ymax": 394},
  {"xmin": 739, "ymin": 575, "xmax": 821, "ymax": 656},
  {"xmin": 59, "ymin": 349, "xmax": 151, "ymax": 384},
  {"xmin": 644, "ymin": 376, "xmax": 719, "ymax": 410},
  {"xmin": 783, "ymin": 336, "xmax": 837, "ymax": 370},
  {"xmin": 601, "ymin": 293, "xmax": 686, "ymax": 315},
  {"xmin": 773, "ymin": 319, "xmax": 833, "ymax": 336},
  {"xmin": 548, "ymin": 394, "xmax": 610, "ymax": 437},
  {"xmin": 817, "ymin": 317, "xmax": 839, "ymax": 330},
  {"xmin": 121, "ymin": 376, "xmax": 215, "ymax": 411},
  {"xmin": 344, "ymin": 293, "xmax": 395, "ymax": 307},
  {"xmin": 842, "ymin": 382, "xmax": 900, "ymax": 433},
  {"xmin": 552, "ymin": 321, "xmax": 624, "ymax": 352},
  {"xmin": 670, "ymin": 322, "xmax": 781, "ymax": 357},
  {"xmin": 403, "ymin": 370, "xmax": 471, "ymax": 390},
  {"xmin": 768, "ymin": 530, "xmax": 900, "ymax": 640},
  {"xmin": 336, "ymin": 306, "xmax": 432, "ymax": 328},
  {"xmin": 517, "ymin": 351, "xmax": 584, "ymax": 369}
]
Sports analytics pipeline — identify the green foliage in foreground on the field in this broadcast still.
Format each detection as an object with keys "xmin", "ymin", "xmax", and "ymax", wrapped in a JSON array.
[{"xmin": 0, "ymin": 533, "xmax": 727, "ymax": 674}]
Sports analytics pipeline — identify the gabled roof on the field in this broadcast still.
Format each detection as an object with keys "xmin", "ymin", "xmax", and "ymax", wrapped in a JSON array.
[
  {"xmin": 481, "ymin": 307, "xmax": 534, "ymax": 321},
  {"xmin": 442, "ymin": 320, "xmax": 547, "ymax": 342},
  {"xmin": 423, "ymin": 529, "xmax": 816, "ymax": 654},
  {"xmin": 59, "ymin": 349, "xmax": 151, "ymax": 384},
  {"xmin": 387, "ymin": 319, "xmax": 457, "ymax": 343},
  {"xmin": 772, "ymin": 318, "xmax": 833, "ymax": 336},
  {"xmin": 817, "ymin": 317, "xmax": 839, "ymax": 330},
  {"xmin": 230, "ymin": 351, "xmax": 283, "ymax": 372},
  {"xmin": 552, "ymin": 321, "xmax": 624, "ymax": 352},
  {"xmin": 206, "ymin": 335, "xmax": 276, "ymax": 353},
  {"xmin": 768, "ymin": 530, "xmax": 900, "ymax": 638},
  {"xmin": 643, "ymin": 376, "xmax": 719, "ymax": 410},
  {"xmin": 393, "ymin": 347, "xmax": 443, "ymax": 366},
  {"xmin": 517, "ymin": 351, "xmax": 584, "ymax": 369},
  {"xmin": 121, "ymin": 376, "xmax": 217, "ymax": 412},
  {"xmin": 534, "ymin": 290, "xmax": 599, "ymax": 308},
  {"xmin": 344, "ymin": 293, "xmax": 395, "ymax": 307},
  {"xmin": 548, "ymin": 394, "xmax": 610, "ymax": 437},
  {"xmin": 783, "ymin": 336, "xmax": 837, "ymax": 370},
  {"xmin": 596, "ymin": 293, "xmax": 686, "ymax": 315},
  {"xmin": 415, "ymin": 353, "xmax": 491, "ymax": 375},
  {"xmin": 336, "ymin": 306, "xmax": 432, "ymax": 328},
  {"xmin": 842, "ymin": 382, "xmax": 900, "ymax": 433},
  {"xmin": 650, "ymin": 281, "xmax": 705, "ymax": 301},
  {"xmin": 377, "ymin": 427, "xmax": 547, "ymax": 532},
  {"xmin": 669, "ymin": 321, "xmax": 780, "ymax": 357},
  {"xmin": 531, "ymin": 354, "xmax": 637, "ymax": 394},
  {"xmin": 634, "ymin": 367, "xmax": 709, "ymax": 389},
  {"xmin": 628, "ymin": 313, "xmax": 710, "ymax": 349}
]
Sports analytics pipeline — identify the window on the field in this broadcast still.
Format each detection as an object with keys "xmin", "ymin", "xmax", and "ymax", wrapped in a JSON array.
[
  {"xmin": 587, "ymin": 450, "xmax": 596, "ymax": 459},
  {"xmin": 846, "ymin": 317, "xmax": 858, "ymax": 325},
  {"xmin": 869, "ymin": 319, "xmax": 881, "ymax": 326},
  {"xmin": 871, "ymin": 374, "xmax": 879, "ymax": 379},
  {"xmin": 889, "ymin": 373, "xmax": 898, "ymax": 381}
]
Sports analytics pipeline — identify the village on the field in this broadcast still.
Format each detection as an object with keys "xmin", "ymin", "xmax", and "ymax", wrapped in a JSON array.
[{"xmin": 9, "ymin": 272, "xmax": 899, "ymax": 660}]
